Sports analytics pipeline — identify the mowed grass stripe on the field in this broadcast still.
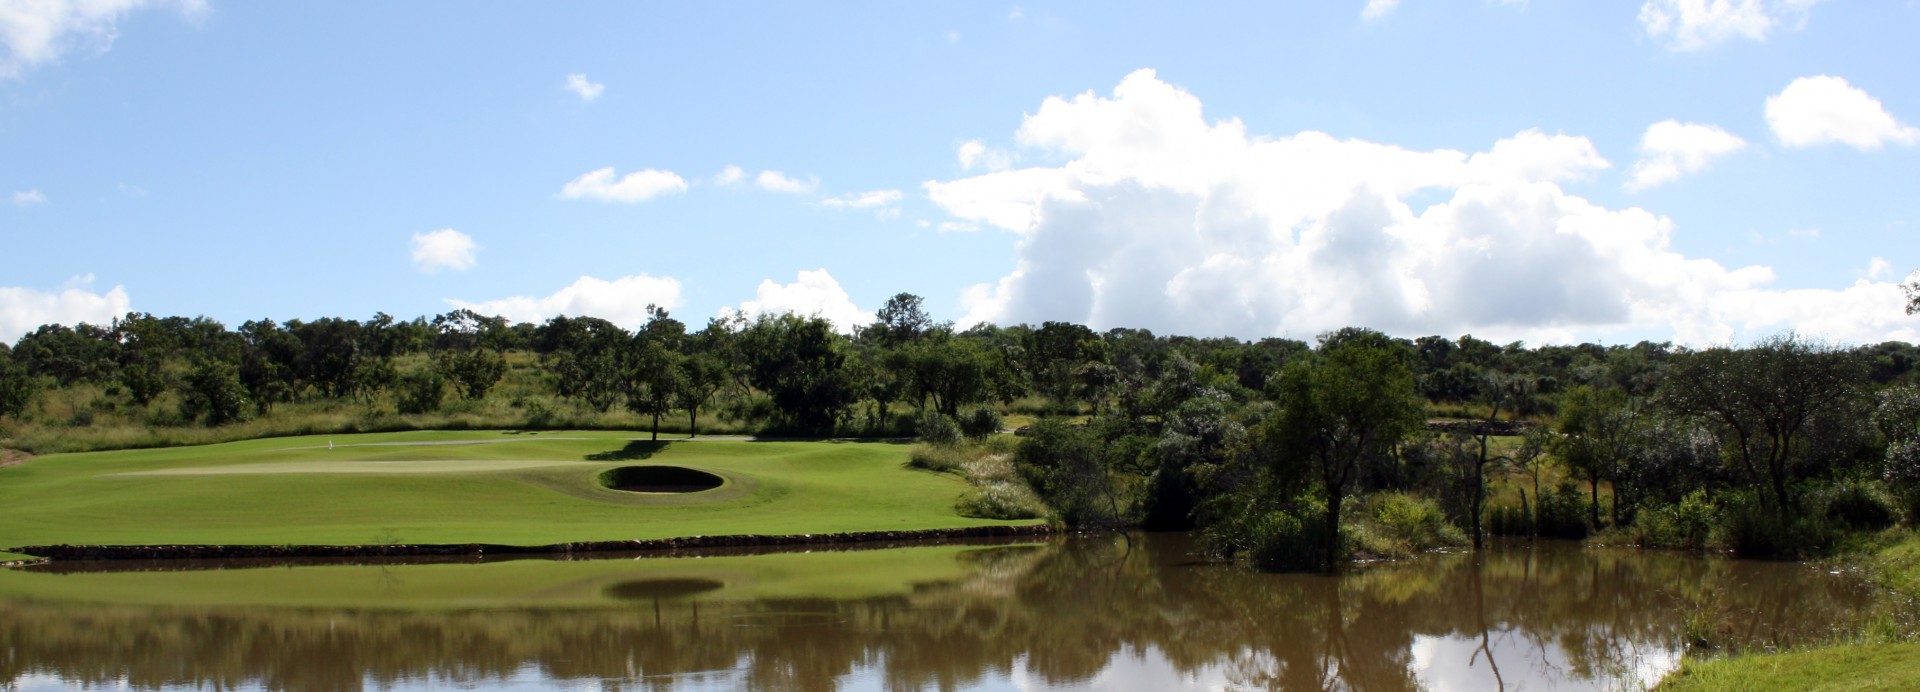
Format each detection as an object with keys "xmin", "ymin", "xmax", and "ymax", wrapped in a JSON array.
[{"xmin": 0, "ymin": 431, "xmax": 1037, "ymax": 549}]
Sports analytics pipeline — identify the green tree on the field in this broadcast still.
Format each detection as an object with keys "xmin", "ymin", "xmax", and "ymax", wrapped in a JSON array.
[
  {"xmin": 1661, "ymin": 332, "xmax": 1868, "ymax": 521},
  {"xmin": 872, "ymin": 292, "xmax": 933, "ymax": 347},
  {"xmin": 1264, "ymin": 334, "xmax": 1425, "ymax": 568},
  {"xmin": 179, "ymin": 359, "xmax": 250, "ymax": 426},
  {"xmin": 540, "ymin": 316, "xmax": 628, "ymax": 412},
  {"xmin": 625, "ymin": 305, "xmax": 686, "ymax": 441},
  {"xmin": 0, "ymin": 345, "xmax": 37, "ymax": 420},
  {"xmin": 738, "ymin": 313, "xmax": 854, "ymax": 434}
]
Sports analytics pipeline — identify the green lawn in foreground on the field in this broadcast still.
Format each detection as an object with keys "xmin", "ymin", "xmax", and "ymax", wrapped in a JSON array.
[
  {"xmin": 1656, "ymin": 643, "xmax": 1920, "ymax": 691},
  {"xmin": 0, "ymin": 430, "xmax": 1038, "ymax": 549}
]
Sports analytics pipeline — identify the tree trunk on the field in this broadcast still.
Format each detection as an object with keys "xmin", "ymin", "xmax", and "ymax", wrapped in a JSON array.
[
  {"xmin": 1589, "ymin": 470, "xmax": 1601, "ymax": 530},
  {"xmin": 1324, "ymin": 491, "xmax": 1344, "ymax": 571},
  {"xmin": 1519, "ymin": 488, "xmax": 1532, "ymax": 539},
  {"xmin": 1472, "ymin": 436, "xmax": 1487, "ymax": 550},
  {"xmin": 688, "ymin": 407, "xmax": 698, "ymax": 438},
  {"xmin": 650, "ymin": 411, "xmax": 659, "ymax": 441}
]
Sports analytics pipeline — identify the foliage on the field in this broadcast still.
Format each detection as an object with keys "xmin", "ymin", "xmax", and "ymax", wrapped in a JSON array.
[
  {"xmin": 178, "ymin": 359, "xmax": 251, "ymax": 427},
  {"xmin": 1014, "ymin": 417, "xmax": 1131, "ymax": 528},
  {"xmin": 914, "ymin": 410, "xmax": 962, "ymax": 446},
  {"xmin": 1815, "ymin": 480, "xmax": 1898, "ymax": 531},
  {"xmin": 394, "ymin": 368, "xmax": 445, "ymax": 415},
  {"xmin": 959, "ymin": 405, "xmax": 1002, "ymax": 441},
  {"xmin": 1628, "ymin": 489, "xmax": 1718, "ymax": 549},
  {"xmin": 0, "ymin": 347, "xmax": 36, "ymax": 419},
  {"xmin": 1347, "ymin": 492, "xmax": 1465, "ymax": 559}
]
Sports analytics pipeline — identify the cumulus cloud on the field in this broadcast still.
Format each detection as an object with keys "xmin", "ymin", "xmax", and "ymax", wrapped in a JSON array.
[
  {"xmin": 1766, "ymin": 76, "xmax": 1919, "ymax": 150},
  {"xmin": 1627, "ymin": 120, "xmax": 1747, "ymax": 191},
  {"xmin": 447, "ymin": 274, "xmax": 683, "ymax": 330},
  {"xmin": 564, "ymin": 73, "xmax": 604, "ymax": 102},
  {"xmin": 409, "ymin": 229, "xmax": 479, "ymax": 273},
  {"xmin": 11, "ymin": 189, "xmax": 46, "ymax": 206},
  {"xmin": 721, "ymin": 269, "xmax": 874, "ymax": 334},
  {"xmin": 957, "ymin": 139, "xmax": 1015, "ymax": 171},
  {"xmin": 559, "ymin": 167, "xmax": 687, "ymax": 202},
  {"xmin": 0, "ymin": 0, "xmax": 204, "ymax": 79},
  {"xmin": 755, "ymin": 170, "xmax": 818, "ymax": 194},
  {"xmin": 819, "ymin": 189, "xmax": 903, "ymax": 212},
  {"xmin": 927, "ymin": 69, "xmax": 1917, "ymax": 346},
  {"xmin": 0, "ymin": 276, "xmax": 131, "ymax": 343},
  {"xmin": 1361, "ymin": 0, "xmax": 1400, "ymax": 21},
  {"xmin": 1638, "ymin": 0, "xmax": 1821, "ymax": 51}
]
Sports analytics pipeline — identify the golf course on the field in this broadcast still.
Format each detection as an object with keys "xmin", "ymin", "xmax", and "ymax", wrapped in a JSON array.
[{"xmin": 0, "ymin": 430, "xmax": 1044, "ymax": 561}]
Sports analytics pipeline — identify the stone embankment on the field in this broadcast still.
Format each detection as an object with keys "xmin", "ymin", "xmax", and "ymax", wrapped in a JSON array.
[{"xmin": 11, "ymin": 524, "xmax": 1054, "ymax": 562}]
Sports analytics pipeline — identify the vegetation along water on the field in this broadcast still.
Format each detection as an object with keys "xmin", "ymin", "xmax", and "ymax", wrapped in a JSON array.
[{"xmin": 5, "ymin": 295, "xmax": 1920, "ymax": 686}]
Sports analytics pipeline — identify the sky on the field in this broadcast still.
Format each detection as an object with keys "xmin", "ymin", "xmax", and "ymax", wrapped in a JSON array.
[{"xmin": 2, "ymin": 1, "xmax": 1917, "ymax": 347}]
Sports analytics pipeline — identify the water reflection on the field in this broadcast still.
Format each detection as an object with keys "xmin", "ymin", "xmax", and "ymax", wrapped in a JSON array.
[{"xmin": 0, "ymin": 536, "xmax": 1890, "ymax": 691}]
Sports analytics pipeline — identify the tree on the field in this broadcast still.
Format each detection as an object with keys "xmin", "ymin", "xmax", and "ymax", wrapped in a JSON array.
[
  {"xmin": 1661, "ymin": 332, "xmax": 1868, "ymax": 520},
  {"xmin": 625, "ymin": 306, "xmax": 686, "ymax": 441},
  {"xmin": 179, "ymin": 359, "xmax": 250, "ymax": 426},
  {"xmin": 540, "ymin": 316, "xmax": 627, "ymax": 412},
  {"xmin": 737, "ymin": 313, "xmax": 854, "ymax": 434},
  {"xmin": 1265, "ymin": 335, "xmax": 1425, "ymax": 568},
  {"xmin": 1904, "ymin": 270, "xmax": 1919, "ymax": 315},
  {"xmin": 674, "ymin": 353, "xmax": 728, "ymax": 437},
  {"xmin": 873, "ymin": 292, "xmax": 933, "ymax": 346},
  {"xmin": 0, "ymin": 345, "xmax": 36, "ymax": 420},
  {"xmin": 907, "ymin": 329, "xmax": 993, "ymax": 417},
  {"xmin": 1461, "ymin": 370, "xmax": 1533, "ymax": 548}
]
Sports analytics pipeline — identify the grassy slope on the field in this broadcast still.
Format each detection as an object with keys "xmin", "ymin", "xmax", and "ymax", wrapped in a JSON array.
[
  {"xmin": 1657, "ymin": 531, "xmax": 1920, "ymax": 690},
  {"xmin": 0, "ymin": 430, "xmax": 1038, "ymax": 549}
]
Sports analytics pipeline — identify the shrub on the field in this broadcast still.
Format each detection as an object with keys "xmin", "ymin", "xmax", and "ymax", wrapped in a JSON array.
[
  {"xmin": 1349, "ymin": 492, "xmax": 1466, "ymax": 559},
  {"xmin": 1713, "ymin": 491, "xmax": 1835, "ymax": 558},
  {"xmin": 905, "ymin": 443, "xmax": 964, "ymax": 473},
  {"xmin": 1630, "ymin": 490, "xmax": 1717, "ymax": 549},
  {"xmin": 395, "ymin": 370, "xmax": 446, "ymax": 415},
  {"xmin": 955, "ymin": 480, "xmax": 1048, "ymax": 519},
  {"xmin": 915, "ymin": 410, "xmax": 962, "ymax": 446},
  {"xmin": 960, "ymin": 406, "xmax": 1003, "ymax": 441},
  {"xmin": 1535, "ymin": 481, "xmax": 1592, "ymax": 539},
  {"xmin": 1818, "ymin": 480, "xmax": 1898, "ymax": 531},
  {"xmin": 1244, "ymin": 502, "xmax": 1340, "ymax": 572}
]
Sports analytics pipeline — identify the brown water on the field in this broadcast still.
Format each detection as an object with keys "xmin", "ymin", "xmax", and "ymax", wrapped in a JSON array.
[{"xmin": 0, "ymin": 535, "xmax": 1896, "ymax": 691}]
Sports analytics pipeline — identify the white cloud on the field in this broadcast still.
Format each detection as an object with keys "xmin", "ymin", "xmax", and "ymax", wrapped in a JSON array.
[
  {"xmin": 957, "ymin": 139, "xmax": 1015, "ymax": 171},
  {"xmin": 714, "ymin": 165, "xmax": 746, "ymax": 185},
  {"xmin": 1865, "ymin": 257, "xmax": 1892, "ymax": 280},
  {"xmin": 564, "ymin": 73, "xmax": 604, "ymax": 102},
  {"xmin": 559, "ymin": 166, "xmax": 688, "ymax": 203},
  {"xmin": 409, "ymin": 229, "xmax": 479, "ymax": 273},
  {"xmin": 0, "ymin": 0, "xmax": 204, "ymax": 79},
  {"xmin": 722, "ymin": 269, "xmax": 874, "ymax": 334},
  {"xmin": 1766, "ymin": 75, "xmax": 1919, "ymax": 150},
  {"xmin": 1626, "ymin": 120, "xmax": 1748, "ymax": 191},
  {"xmin": 928, "ymin": 69, "xmax": 1918, "ymax": 346},
  {"xmin": 448, "ymin": 274, "xmax": 683, "ymax": 330},
  {"xmin": 755, "ymin": 169, "xmax": 818, "ymax": 194},
  {"xmin": 11, "ymin": 189, "xmax": 46, "ymax": 206},
  {"xmin": 1636, "ymin": 0, "xmax": 1824, "ymax": 50},
  {"xmin": 819, "ymin": 189, "xmax": 903, "ymax": 211},
  {"xmin": 0, "ymin": 276, "xmax": 131, "ymax": 343},
  {"xmin": 1362, "ymin": 0, "xmax": 1400, "ymax": 21}
]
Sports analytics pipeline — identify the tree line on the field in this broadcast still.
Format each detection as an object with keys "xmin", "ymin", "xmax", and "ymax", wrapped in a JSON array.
[{"xmin": 4, "ymin": 293, "xmax": 1920, "ymax": 569}]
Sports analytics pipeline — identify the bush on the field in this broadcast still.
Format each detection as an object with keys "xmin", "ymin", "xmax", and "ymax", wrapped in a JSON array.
[
  {"xmin": 955, "ymin": 480, "xmax": 1048, "ymax": 520},
  {"xmin": 1486, "ymin": 502, "xmax": 1531, "ymax": 537},
  {"xmin": 1535, "ymin": 481, "xmax": 1592, "ymax": 539},
  {"xmin": 906, "ymin": 443, "xmax": 964, "ymax": 473},
  {"xmin": 915, "ymin": 410, "xmax": 962, "ymax": 446},
  {"xmin": 395, "ymin": 370, "xmax": 445, "ymax": 415},
  {"xmin": 960, "ymin": 406, "xmax": 1003, "ymax": 441},
  {"xmin": 1713, "ymin": 491, "xmax": 1835, "ymax": 558},
  {"xmin": 1244, "ymin": 503, "xmax": 1340, "ymax": 572},
  {"xmin": 1818, "ymin": 480, "xmax": 1898, "ymax": 531},
  {"xmin": 1630, "ymin": 490, "xmax": 1718, "ymax": 549},
  {"xmin": 1349, "ymin": 492, "xmax": 1465, "ymax": 559}
]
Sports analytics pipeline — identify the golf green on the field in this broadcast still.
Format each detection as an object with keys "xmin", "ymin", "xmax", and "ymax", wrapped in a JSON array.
[{"xmin": 0, "ymin": 430, "xmax": 1040, "ymax": 550}]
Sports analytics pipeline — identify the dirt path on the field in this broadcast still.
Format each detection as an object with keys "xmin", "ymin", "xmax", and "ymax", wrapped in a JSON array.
[{"xmin": 0, "ymin": 449, "xmax": 32, "ymax": 469}]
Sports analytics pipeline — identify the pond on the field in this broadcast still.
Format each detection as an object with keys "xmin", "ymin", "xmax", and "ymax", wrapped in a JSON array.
[{"xmin": 0, "ymin": 535, "xmax": 1896, "ymax": 691}]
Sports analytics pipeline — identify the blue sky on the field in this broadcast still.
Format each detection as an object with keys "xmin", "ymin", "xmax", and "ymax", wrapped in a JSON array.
[{"xmin": 3, "ymin": 1, "xmax": 1916, "ymax": 346}]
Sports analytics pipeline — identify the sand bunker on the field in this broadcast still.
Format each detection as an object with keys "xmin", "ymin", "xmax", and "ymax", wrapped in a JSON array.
[{"xmin": 597, "ymin": 465, "xmax": 725, "ymax": 493}]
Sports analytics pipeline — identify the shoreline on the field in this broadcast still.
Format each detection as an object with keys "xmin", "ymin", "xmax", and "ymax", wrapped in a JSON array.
[{"xmin": 8, "ymin": 523, "xmax": 1054, "ymax": 563}]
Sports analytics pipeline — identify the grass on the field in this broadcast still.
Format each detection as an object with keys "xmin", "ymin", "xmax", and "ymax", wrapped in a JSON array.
[
  {"xmin": 1656, "ymin": 643, "xmax": 1920, "ymax": 691},
  {"xmin": 0, "ymin": 543, "xmax": 1025, "ymax": 610},
  {"xmin": 1655, "ymin": 530, "xmax": 1920, "ymax": 689},
  {"xmin": 0, "ymin": 430, "xmax": 1041, "ymax": 551}
]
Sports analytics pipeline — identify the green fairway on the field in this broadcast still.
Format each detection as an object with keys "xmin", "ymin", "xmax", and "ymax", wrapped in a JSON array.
[{"xmin": 0, "ymin": 430, "xmax": 1040, "ymax": 550}]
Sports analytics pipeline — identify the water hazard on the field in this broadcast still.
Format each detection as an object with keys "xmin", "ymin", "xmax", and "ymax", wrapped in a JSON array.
[{"xmin": 0, "ymin": 535, "xmax": 1894, "ymax": 691}]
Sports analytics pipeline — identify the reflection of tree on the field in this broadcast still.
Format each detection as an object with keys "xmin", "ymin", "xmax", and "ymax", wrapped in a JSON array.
[{"xmin": 0, "ymin": 538, "xmax": 1891, "ymax": 691}]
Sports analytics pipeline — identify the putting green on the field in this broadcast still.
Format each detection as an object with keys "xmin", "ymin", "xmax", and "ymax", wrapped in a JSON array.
[{"xmin": 0, "ymin": 431, "xmax": 1040, "ymax": 550}]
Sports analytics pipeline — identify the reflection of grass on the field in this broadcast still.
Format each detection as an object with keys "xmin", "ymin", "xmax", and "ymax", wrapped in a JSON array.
[
  {"xmin": 0, "ymin": 431, "xmax": 1040, "ymax": 550},
  {"xmin": 0, "ymin": 544, "xmax": 1009, "ymax": 610},
  {"xmin": 0, "ymin": 551, "xmax": 32, "ymax": 563}
]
